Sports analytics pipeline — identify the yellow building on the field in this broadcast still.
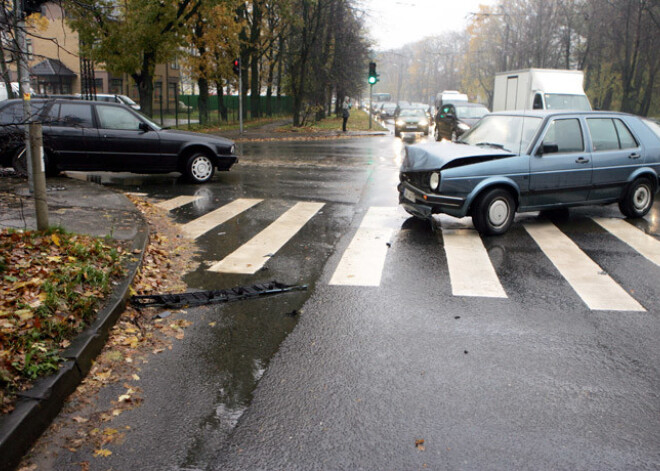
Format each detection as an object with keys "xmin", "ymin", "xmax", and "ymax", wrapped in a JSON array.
[{"xmin": 7, "ymin": 2, "xmax": 181, "ymax": 111}]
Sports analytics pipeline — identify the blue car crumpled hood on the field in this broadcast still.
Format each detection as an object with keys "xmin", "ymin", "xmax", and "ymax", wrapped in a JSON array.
[{"xmin": 401, "ymin": 141, "xmax": 516, "ymax": 172}]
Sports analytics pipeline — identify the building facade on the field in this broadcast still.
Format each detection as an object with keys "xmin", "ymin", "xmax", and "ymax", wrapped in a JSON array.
[{"xmin": 4, "ymin": 2, "xmax": 181, "ymax": 112}]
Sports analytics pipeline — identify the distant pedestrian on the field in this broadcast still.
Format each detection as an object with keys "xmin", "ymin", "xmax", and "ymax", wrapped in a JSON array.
[{"xmin": 342, "ymin": 96, "xmax": 351, "ymax": 132}]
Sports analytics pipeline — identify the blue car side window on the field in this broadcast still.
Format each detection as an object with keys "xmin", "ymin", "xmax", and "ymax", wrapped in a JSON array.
[
  {"xmin": 613, "ymin": 119, "xmax": 638, "ymax": 149},
  {"xmin": 542, "ymin": 119, "xmax": 584, "ymax": 154}
]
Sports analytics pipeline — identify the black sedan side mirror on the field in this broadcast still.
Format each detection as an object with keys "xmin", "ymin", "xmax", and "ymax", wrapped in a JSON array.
[{"xmin": 139, "ymin": 122, "xmax": 151, "ymax": 132}]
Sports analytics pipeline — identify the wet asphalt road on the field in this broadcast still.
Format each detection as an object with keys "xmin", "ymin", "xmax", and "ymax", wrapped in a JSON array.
[{"xmin": 50, "ymin": 127, "xmax": 660, "ymax": 470}]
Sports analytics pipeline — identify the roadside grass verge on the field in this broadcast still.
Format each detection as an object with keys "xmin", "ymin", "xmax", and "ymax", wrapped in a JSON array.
[
  {"xmin": 171, "ymin": 115, "xmax": 290, "ymax": 133},
  {"xmin": 0, "ymin": 228, "xmax": 131, "ymax": 413},
  {"xmin": 277, "ymin": 109, "xmax": 387, "ymax": 133}
]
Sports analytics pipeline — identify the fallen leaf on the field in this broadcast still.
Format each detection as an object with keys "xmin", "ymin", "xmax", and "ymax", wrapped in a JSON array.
[
  {"xmin": 51, "ymin": 233, "xmax": 61, "ymax": 247},
  {"xmin": 72, "ymin": 416, "xmax": 88, "ymax": 423},
  {"xmin": 93, "ymin": 449, "xmax": 112, "ymax": 457},
  {"xmin": 415, "ymin": 439, "xmax": 425, "ymax": 451}
]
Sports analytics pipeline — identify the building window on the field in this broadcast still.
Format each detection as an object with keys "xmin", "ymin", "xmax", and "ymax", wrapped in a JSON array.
[
  {"xmin": 94, "ymin": 78, "xmax": 103, "ymax": 93},
  {"xmin": 110, "ymin": 78, "xmax": 122, "ymax": 94},
  {"xmin": 171, "ymin": 56, "xmax": 180, "ymax": 70}
]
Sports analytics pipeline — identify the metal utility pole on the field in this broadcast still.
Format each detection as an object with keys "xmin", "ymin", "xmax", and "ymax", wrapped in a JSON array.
[
  {"xmin": 15, "ymin": 0, "xmax": 49, "ymax": 229},
  {"xmin": 15, "ymin": 0, "xmax": 33, "ymax": 189}
]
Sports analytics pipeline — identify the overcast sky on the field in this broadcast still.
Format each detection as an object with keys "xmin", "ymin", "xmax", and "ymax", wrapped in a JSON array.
[{"xmin": 360, "ymin": 0, "xmax": 496, "ymax": 51}]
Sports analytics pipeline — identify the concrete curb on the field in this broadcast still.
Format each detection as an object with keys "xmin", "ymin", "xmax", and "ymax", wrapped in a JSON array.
[{"xmin": 0, "ymin": 210, "xmax": 149, "ymax": 471}]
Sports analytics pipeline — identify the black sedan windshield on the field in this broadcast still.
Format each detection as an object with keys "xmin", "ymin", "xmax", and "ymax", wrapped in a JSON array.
[{"xmin": 459, "ymin": 115, "xmax": 542, "ymax": 153}]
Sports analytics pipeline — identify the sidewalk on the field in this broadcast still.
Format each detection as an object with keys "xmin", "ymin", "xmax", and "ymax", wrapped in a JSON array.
[{"xmin": 0, "ymin": 175, "xmax": 149, "ymax": 471}]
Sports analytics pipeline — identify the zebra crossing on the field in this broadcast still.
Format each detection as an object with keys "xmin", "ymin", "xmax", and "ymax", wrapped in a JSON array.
[{"xmin": 155, "ymin": 195, "xmax": 660, "ymax": 312}]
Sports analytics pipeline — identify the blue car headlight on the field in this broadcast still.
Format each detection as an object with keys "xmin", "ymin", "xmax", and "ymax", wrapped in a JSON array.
[{"xmin": 429, "ymin": 172, "xmax": 440, "ymax": 191}]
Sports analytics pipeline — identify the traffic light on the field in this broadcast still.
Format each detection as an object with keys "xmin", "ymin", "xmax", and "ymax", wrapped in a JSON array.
[
  {"xmin": 368, "ymin": 62, "xmax": 378, "ymax": 85},
  {"xmin": 232, "ymin": 58, "xmax": 240, "ymax": 75}
]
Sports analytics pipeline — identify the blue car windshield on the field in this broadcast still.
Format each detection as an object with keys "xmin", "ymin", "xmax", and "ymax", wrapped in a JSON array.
[{"xmin": 459, "ymin": 115, "xmax": 542, "ymax": 153}]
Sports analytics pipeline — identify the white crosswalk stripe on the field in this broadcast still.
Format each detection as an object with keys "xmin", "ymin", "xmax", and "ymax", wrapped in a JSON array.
[
  {"xmin": 592, "ymin": 217, "xmax": 660, "ymax": 268},
  {"xmin": 168, "ymin": 196, "xmax": 653, "ymax": 309},
  {"xmin": 524, "ymin": 222, "xmax": 645, "ymax": 312},
  {"xmin": 442, "ymin": 229, "xmax": 507, "ymax": 298},
  {"xmin": 208, "ymin": 201, "xmax": 325, "ymax": 274},
  {"xmin": 156, "ymin": 195, "xmax": 202, "ymax": 212},
  {"xmin": 329, "ymin": 207, "xmax": 402, "ymax": 286},
  {"xmin": 181, "ymin": 198, "xmax": 263, "ymax": 239}
]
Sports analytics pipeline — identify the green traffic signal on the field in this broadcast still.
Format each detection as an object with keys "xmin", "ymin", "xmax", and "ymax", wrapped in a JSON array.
[{"xmin": 368, "ymin": 62, "xmax": 378, "ymax": 85}]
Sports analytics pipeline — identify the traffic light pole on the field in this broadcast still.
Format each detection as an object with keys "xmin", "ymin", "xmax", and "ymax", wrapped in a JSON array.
[
  {"xmin": 369, "ymin": 83, "xmax": 373, "ymax": 130},
  {"xmin": 238, "ymin": 64, "xmax": 243, "ymax": 134}
]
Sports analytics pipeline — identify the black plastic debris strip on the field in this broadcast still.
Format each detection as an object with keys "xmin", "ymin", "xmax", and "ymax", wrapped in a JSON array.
[{"xmin": 130, "ymin": 281, "xmax": 308, "ymax": 309}]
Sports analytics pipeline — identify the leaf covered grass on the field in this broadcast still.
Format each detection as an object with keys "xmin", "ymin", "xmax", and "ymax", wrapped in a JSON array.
[
  {"xmin": 0, "ymin": 228, "xmax": 130, "ymax": 412},
  {"xmin": 277, "ymin": 109, "xmax": 387, "ymax": 132}
]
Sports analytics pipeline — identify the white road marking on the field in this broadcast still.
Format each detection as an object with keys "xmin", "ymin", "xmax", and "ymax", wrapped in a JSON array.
[
  {"xmin": 208, "ymin": 201, "xmax": 325, "ymax": 274},
  {"xmin": 156, "ymin": 195, "xmax": 202, "ymax": 212},
  {"xmin": 442, "ymin": 229, "xmax": 507, "ymax": 298},
  {"xmin": 329, "ymin": 207, "xmax": 400, "ymax": 286},
  {"xmin": 181, "ymin": 198, "xmax": 263, "ymax": 239},
  {"xmin": 524, "ymin": 222, "xmax": 645, "ymax": 311},
  {"xmin": 593, "ymin": 217, "xmax": 660, "ymax": 268}
]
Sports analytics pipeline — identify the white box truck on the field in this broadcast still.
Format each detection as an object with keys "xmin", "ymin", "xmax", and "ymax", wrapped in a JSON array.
[{"xmin": 492, "ymin": 68, "xmax": 591, "ymax": 112}]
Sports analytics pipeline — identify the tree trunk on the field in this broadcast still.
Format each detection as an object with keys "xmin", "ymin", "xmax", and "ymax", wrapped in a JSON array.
[
  {"xmin": 0, "ymin": 48, "xmax": 15, "ymax": 99},
  {"xmin": 216, "ymin": 80, "xmax": 228, "ymax": 122},
  {"xmin": 198, "ymin": 77, "xmax": 209, "ymax": 124},
  {"xmin": 133, "ymin": 52, "xmax": 156, "ymax": 117},
  {"xmin": 249, "ymin": 0, "xmax": 263, "ymax": 119}
]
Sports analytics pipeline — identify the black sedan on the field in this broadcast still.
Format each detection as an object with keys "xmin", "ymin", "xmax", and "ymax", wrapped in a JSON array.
[
  {"xmin": 0, "ymin": 98, "xmax": 237, "ymax": 183},
  {"xmin": 434, "ymin": 102, "xmax": 489, "ymax": 141}
]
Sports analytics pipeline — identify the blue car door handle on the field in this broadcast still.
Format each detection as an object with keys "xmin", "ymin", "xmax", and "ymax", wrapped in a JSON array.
[
  {"xmin": 628, "ymin": 152, "xmax": 641, "ymax": 159},
  {"xmin": 575, "ymin": 157, "xmax": 590, "ymax": 164}
]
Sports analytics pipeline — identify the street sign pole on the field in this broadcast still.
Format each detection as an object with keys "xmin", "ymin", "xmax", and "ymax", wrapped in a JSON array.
[{"xmin": 369, "ymin": 83, "xmax": 373, "ymax": 130}]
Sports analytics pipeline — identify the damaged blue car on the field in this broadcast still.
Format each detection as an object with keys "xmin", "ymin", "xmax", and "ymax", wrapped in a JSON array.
[{"xmin": 398, "ymin": 110, "xmax": 660, "ymax": 235}]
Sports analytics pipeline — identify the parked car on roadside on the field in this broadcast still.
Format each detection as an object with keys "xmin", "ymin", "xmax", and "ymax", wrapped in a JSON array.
[
  {"xmin": 0, "ymin": 98, "xmax": 237, "ymax": 183},
  {"xmin": 394, "ymin": 108, "xmax": 430, "ymax": 137},
  {"xmin": 399, "ymin": 110, "xmax": 660, "ymax": 235},
  {"xmin": 434, "ymin": 102, "xmax": 490, "ymax": 141}
]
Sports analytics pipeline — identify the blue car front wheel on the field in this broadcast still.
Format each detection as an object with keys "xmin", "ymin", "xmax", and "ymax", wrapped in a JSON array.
[{"xmin": 471, "ymin": 188, "xmax": 516, "ymax": 236}]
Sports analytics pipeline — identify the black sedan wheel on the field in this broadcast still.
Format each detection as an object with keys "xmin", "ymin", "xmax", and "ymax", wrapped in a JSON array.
[
  {"xmin": 619, "ymin": 177, "xmax": 654, "ymax": 218},
  {"xmin": 185, "ymin": 152, "xmax": 216, "ymax": 183},
  {"xmin": 472, "ymin": 188, "xmax": 515, "ymax": 236}
]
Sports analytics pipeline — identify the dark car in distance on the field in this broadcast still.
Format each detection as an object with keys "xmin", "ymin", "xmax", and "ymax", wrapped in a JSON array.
[
  {"xmin": 434, "ymin": 102, "xmax": 489, "ymax": 141},
  {"xmin": 0, "ymin": 98, "xmax": 237, "ymax": 183},
  {"xmin": 399, "ymin": 110, "xmax": 660, "ymax": 235}
]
